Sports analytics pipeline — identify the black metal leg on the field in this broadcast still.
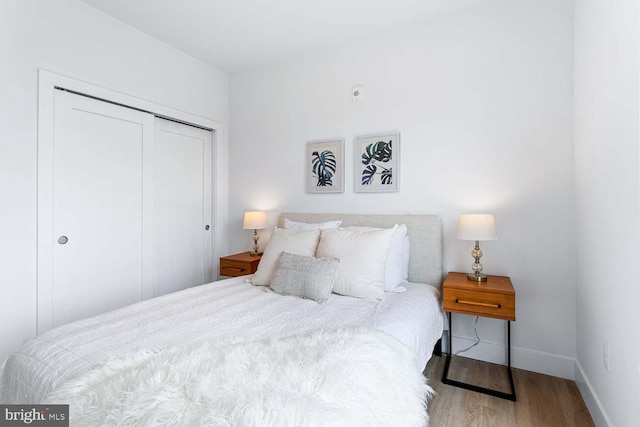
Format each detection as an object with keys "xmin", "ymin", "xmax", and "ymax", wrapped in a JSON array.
[
  {"xmin": 441, "ymin": 312, "xmax": 517, "ymax": 401},
  {"xmin": 432, "ymin": 338, "xmax": 443, "ymax": 357},
  {"xmin": 507, "ymin": 321, "xmax": 515, "ymax": 399}
]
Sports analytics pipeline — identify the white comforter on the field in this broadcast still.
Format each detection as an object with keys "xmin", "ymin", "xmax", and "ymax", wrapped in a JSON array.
[{"xmin": 1, "ymin": 276, "xmax": 443, "ymax": 404}]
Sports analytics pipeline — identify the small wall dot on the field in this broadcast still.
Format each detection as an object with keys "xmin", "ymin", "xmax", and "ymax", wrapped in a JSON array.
[{"xmin": 352, "ymin": 86, "xmax": 365, "ymax": 103}]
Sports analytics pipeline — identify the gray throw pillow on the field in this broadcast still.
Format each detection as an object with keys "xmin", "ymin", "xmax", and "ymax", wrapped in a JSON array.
[{"xmin": 269, "ymin": 252, "xmax": 340, "ymax": 304}]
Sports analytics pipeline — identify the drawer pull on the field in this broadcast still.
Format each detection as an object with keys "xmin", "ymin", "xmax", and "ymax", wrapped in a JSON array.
[
  {"xmin": 222, "ymin": 267, "xmax": 246, "ymax": 272},
  {"xmin": 455, "ymin": 299, "xmax": 501, "ymax": 309}
]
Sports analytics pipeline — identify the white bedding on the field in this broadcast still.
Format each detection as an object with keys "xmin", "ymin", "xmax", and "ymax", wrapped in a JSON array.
[
  {"xmin": 1, "ymin": 276, "xmax": 443, "ymax": 404},
  {"xmin": 45, "ymin": 329, "xmax": 433, "ymax": 427}
]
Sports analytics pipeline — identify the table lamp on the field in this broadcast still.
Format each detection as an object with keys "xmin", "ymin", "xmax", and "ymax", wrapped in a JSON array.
[
  {"xmin": 243, "ymin": 211, "xmax": 267, "ymax": 256},
  {"xmin": 457, "ymin": 214, "xmax": 497, "ymax": 282}
]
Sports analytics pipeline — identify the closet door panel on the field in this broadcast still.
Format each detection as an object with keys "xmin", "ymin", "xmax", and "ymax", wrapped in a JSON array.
[
  {"xmin": 154, "ymin": 118, "xmax": 212, "ymax": 296},
  {"xmin": 46, "ymin": 90, "xmax": 154, "ymax": 329},
  {"xmin": 39, "ymin": 90, "xmax": 213, "ymax": 333}
]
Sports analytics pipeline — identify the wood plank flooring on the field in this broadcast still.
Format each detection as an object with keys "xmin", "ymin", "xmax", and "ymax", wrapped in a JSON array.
[{"xmin": 424, "ymin": 355, "xmax": 594, "ymax": 427}]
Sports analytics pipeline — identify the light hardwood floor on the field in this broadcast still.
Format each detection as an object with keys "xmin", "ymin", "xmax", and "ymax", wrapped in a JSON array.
[{"xmin": 424, "ymin": 355, "xmax": 595, "ymax": 427}]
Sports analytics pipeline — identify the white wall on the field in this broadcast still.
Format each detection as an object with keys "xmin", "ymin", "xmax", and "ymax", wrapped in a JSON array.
[
  {"xmin": 574, "ymin": 0, "xmax": 640, "ymax": 425},
  {"xmin": 230, "ymin": 0, "xmax": 575, "ymax": 377},
  {"xmin": 0, "ymin": 0, "xmax": 228, "ymax": 361}
]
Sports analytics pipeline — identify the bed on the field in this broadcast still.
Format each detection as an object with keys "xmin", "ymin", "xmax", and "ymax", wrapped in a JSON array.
[{"xmin": 1, "ymin": 213, "xmax": 444, "ymax": 426}]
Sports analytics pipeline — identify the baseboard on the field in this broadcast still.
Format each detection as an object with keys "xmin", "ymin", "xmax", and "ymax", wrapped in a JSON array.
[
  {"xmin": 574, "ymin": 361, "xmax": 613, "ymax": 427},
  {"xmin": 450, "ymin": 335, "xmax": 576, "ymax": 380},
  {"xmin": 446, "ymin": 335, "xmax": 613, "ymax": 425}
]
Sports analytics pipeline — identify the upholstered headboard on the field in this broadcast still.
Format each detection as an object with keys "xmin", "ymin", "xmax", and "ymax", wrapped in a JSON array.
[{"xmin": 277, "ymin": 213, "xmax": 443, "ymax": 287}]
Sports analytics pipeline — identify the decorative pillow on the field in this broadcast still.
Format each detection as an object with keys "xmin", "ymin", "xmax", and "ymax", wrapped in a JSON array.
[
  {"xmin": 251, "ymin": 229, "xmax": 321, "ymax": 286},
  {"xmin": 344, "ymin": 224, "xmax": 408, "ymax": 292},
  {"xmin": 316, "ymin": 226, "xmax": 397, "ymax": 299},
  {"xmin": 269, "ymin": 252, "xmax": 340, "ymax": 304},
  {"xmin": 283, "ymin": 218, "xmax": 342, "ymax": 230}
]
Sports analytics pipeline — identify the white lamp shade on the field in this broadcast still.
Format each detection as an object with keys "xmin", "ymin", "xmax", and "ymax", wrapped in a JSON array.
[
  {"xmin": 243, "ymin": 211, "xmax": 267, "ymax": 230},
  {"xmin": 457, "ymin": 214, "xmax": 497, "ymax": 241}
]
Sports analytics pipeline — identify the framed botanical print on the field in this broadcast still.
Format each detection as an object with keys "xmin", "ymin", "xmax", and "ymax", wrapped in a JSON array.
[
  {"xmin": 354, "ymin": 132, "xmax": 399, "ymax": 192},
  {"xmin": 306, "ymin": 139, "xmax": 345, "ymax": 193}
]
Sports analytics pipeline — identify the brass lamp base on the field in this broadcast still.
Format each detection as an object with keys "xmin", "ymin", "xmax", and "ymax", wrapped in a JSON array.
[
  {"xmin": 467, "ymin": 240, "xmax": 487, "ymax": 282},
  {"xmin": 467, "ymin": 273, "xmax": 488, "ymax": 282},
  {"xmin": 249, "ymin": 251, "xmax": 262, "ymax": 257},
  {"xmin": 250, "ymin": 229, "xmax": 260, "ymax": 256}
]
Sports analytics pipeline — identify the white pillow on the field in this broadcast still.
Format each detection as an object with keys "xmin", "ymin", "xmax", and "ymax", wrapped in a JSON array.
[
  {"xmin": 344, "ymin": 224, "xmax": 408, "ymax": 292},
  {"xmin": 401, "ymin": 236, "xmax": 410, "ymax": 280},
  {"xmin": 316, "ymin": 226, "xmax": 397, "ymax": 299},
  {"xmin": 251, "ymin": 228, "xmax": 321, "ymax": 286},
  {"xmin": 283, "ymin": 218, "xmax": 342, "ymax": 230},
  {"xmin": 269, "ymin": 252, "xmax": 340, "ymax": 304}
]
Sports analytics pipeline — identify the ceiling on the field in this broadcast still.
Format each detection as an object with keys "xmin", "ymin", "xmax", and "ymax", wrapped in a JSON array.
[{"xmin": 80, "ymin": 0, "xmax": 483, "ymax": 72}]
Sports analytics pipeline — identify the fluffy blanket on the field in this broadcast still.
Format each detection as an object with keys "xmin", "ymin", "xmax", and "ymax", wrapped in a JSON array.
[{"xmin": 45, "ymin": 329, "xmax": 432, "ymax": 427}]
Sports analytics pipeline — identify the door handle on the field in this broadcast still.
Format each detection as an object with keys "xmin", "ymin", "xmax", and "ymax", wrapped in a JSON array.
[{"xmin": 58, "ymin": 236, "xmax": 69, "ymax": 245}]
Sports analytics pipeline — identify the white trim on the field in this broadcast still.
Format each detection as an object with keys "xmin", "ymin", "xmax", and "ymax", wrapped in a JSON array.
[
  {"xmin": 39, "ymin": 70, "xmax": 221, "ymax": 130},
  {"xmin": 450, "ymin": 338, "xmax": 614, "ymax": 425},
  {"xmin": 37, "ymin": 69, "xmax": 228, "ymax": 333},
  {"xmin": 37, "ymin": 73, "xmax": 56, "ymax": 334},
  {"xmin": 202, "ymin": 125, "xmax": 214, "ymax": 284},
  {"xmin": 575, "ymin": 360, "xmax": 613, "ymax": 427},
  {"xmin": 512, "ymin": 344, "xmax": 576, "ymax": 380},
  {"xmin": 450, "ymin": 335, "xmax": 576, "ymax": 380},
  {"xmin": 141, "ymin": 114, "xmax": 156, "ymax": 301}
]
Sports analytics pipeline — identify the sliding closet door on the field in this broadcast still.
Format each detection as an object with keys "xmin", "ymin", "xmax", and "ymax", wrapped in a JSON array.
[
  {"xmin": 43, "ymin": 90, "xmax": 155, "ymax": 329},
  {"xmin": 153, "ymin": 118, "xmax": 213, "ymax": 296}
]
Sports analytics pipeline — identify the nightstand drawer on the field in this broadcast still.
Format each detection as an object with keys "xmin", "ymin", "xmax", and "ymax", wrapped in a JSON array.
[
  {"xmin": 219, "ymin": 252, "xmax": 262, "ymax": 277},
  {"xmin": 443, "ymin": 288, "xmax": 515, "ymax": 321},
  {"xmin": 220, "ymin": 260, "xmax": 251, "ymax": 277}
]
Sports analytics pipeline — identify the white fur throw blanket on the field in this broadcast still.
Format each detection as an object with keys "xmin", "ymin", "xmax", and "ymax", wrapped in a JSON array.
[{"xmin": 45, "ymin": 328, "xmax": 433, "ymax": 427}]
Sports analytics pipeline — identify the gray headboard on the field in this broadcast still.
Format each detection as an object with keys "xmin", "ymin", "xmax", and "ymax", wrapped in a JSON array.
[{"xmin": 278, "ymin": 213, "xmax": 443, "ymax": 287}]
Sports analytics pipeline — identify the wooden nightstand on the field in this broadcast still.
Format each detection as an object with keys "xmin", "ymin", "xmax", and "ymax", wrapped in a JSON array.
[
  {"xmin": 219, "ymin": 252, "xmax": 262, "ymax": 277},
  {"xmin": 442, "ymin": 272, "xmax": 516, "ymax": 401}
]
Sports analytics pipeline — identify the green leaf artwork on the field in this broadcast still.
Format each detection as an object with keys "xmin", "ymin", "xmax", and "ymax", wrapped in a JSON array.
[
  {"xmin": 311, "ymin": 150, "xmax": 337, "ymax": 186},
  {"xmin": 361, "ymin": 140, "xmax": 392, "ymax": 185},
  {"xmin": 362, "ymin": 165, "xmax": 377, "ymax": 185}
]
